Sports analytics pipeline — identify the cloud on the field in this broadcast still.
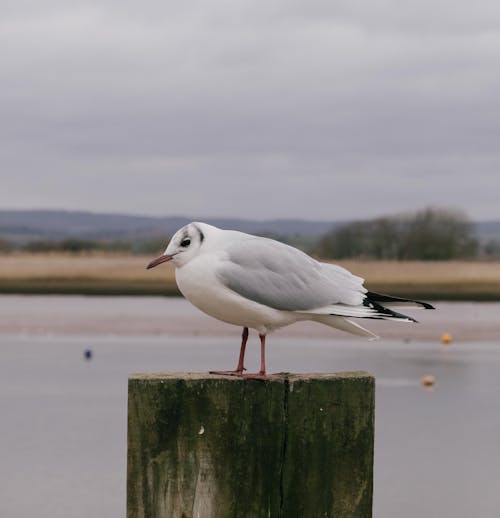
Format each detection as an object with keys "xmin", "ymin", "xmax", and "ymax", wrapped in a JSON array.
[{"xmin": 1, "ymin": 1, "xmax": 500, "ymax": 219}]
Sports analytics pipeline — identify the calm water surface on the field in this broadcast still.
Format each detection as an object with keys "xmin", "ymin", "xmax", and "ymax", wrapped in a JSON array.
[{"xmin": 0, "ymin": 297, "xmax": 499, "ymax": 517}]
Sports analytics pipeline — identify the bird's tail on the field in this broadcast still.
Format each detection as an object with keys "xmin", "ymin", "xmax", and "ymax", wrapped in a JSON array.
[
  {"xmin": 303, "ymin": 292, "xmax": 434, "ymax": 338},
  {"xmin": 313, "ymin": 314, "xmax": 379, "ymax": 340}
]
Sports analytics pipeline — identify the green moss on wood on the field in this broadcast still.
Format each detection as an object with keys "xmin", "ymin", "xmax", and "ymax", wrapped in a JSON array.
[
  {"xmin": 282, "ymin": 373, "xmax": 374, "ymax": 517},
  {"xmin": 127, "ymin": 372, "xmax": 374, "ymax": 518}
]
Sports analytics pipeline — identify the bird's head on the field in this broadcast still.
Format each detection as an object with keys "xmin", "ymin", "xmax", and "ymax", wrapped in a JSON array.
[{"xmin": 146, "ymin": 222, "xmax": 212, "ymax": 269}]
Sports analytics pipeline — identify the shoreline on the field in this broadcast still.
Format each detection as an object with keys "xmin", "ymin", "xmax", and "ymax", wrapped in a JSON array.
[{"xmin": 2, "ymin": 279, "xmax": 500, "ymax": 302}]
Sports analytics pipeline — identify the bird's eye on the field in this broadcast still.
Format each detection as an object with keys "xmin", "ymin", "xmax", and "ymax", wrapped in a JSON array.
[{"xmin": 180, "ymin": 238, "xmax": 191, "ymax": 247}]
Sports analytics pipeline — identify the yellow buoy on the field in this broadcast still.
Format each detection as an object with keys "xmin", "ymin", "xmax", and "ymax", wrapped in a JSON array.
[{"xmin": 441, "ymin": 332, "xmax": 452, "ymax": 345}]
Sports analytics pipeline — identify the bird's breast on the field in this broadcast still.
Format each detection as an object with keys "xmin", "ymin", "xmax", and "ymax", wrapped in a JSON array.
[{"xmin": 174, "ymin": 257, "xmax": 298, "ymax": 333}]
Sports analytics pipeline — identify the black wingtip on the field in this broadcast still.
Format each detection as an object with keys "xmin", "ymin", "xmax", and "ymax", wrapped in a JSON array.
[
  {"xmin": 366, "ymin": 291, "xmax": 435, "ymax": 310},
  {"xmin": 363, "ymin": 297, "xmax": 418, "ymax": 321}
]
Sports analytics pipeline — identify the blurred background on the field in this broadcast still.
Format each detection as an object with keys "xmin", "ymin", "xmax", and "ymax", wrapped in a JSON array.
[{"xmin": 1, "ymin": 1, "xmax": 500, "ymax": 517}]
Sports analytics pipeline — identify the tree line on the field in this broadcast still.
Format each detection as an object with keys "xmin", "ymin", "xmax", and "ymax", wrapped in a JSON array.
[
  {"xmin": 0, "ymin": 207, "xmax": 498, "ymax": 260},
  {"xmin": 315, "ymin": 207, "xmax": 481, "ymax": 260}
]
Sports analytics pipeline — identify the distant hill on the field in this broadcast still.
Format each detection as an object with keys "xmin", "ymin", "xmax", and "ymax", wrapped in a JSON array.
[
  {"xmin": 1, "ymin": 209, "xmax": 498, "ymax": 246},
  {"xmin": 0, "ymin": 210, "xmax": 338, "ymax": 244}
]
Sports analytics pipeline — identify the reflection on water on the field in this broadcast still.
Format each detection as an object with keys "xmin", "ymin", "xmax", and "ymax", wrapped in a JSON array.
[{"xmin": 1, "ymin": 297, "xmax": 500, "ymax": 517}]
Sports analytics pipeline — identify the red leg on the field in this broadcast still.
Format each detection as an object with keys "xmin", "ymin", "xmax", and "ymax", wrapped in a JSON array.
[
  {"xmin": 240, "ymin": 334, "xmax": 267, "ymax": 379},
  {"xmin": 210, "ymin": 327, "xmax": 249, "ymax": 376},
  {"xmin": 258, "ymin": 334, "xmax": 266, "ymax": 375},
  {"xmin": 235, "ymin": 327, "xmax": 249, "ymax": 372}
]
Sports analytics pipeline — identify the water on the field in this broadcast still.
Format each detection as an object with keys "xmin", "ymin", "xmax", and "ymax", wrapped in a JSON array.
[{"xmin": 1, "ymin": 296, "xmax": 499, "ymax": 517}]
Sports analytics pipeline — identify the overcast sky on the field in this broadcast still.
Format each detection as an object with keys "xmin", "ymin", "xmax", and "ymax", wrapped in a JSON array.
[{"xmin": 1, "ymin": 1, "xmax": 500, "ymax": 221}]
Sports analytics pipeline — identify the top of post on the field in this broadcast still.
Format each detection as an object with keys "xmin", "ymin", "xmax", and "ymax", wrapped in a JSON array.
[{"xmin": 129, "ymin": 371, "xmax": 374, "ymax": 382}]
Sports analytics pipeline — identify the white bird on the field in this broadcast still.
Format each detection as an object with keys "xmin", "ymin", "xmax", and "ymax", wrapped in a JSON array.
[{"xmin": 147, "ymin": 222, "xmax": 434, "ymax": 378}]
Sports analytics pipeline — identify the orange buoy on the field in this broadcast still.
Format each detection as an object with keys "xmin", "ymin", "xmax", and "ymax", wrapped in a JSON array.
[
  {"xmin": 441, "ymin": 332, "xmax": 452, "ymax": 345},
  {"xmin": 421, "ymin": 375, "xmax": 435, "ymax": 387}
]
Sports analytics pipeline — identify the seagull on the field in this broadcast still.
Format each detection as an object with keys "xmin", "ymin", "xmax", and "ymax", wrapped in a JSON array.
[{"xmin": 147, "ymin": 222, "xmax": 434, "ymax": 378}]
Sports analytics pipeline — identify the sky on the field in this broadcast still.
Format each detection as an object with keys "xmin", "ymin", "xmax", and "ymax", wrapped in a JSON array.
[{"xmin": 1, "ymin": 0, "xmax": 500, "ymax": 221}]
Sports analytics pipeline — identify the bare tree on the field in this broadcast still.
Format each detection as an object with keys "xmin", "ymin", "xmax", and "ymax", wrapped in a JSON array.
[{"xmin": 315, "ymin": 207, "xmax": 478, "ymax": 260}]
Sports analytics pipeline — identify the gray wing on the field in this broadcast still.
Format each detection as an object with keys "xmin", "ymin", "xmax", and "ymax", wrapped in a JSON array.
[{"xmin": 216, "ymin": 236, "xmax": 366, "ymax": 311}]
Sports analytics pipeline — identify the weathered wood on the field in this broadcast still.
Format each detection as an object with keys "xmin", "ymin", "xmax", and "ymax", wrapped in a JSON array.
[{"xmin": 127, "ymin": 372, "xmax": 374, "ymax": 518}]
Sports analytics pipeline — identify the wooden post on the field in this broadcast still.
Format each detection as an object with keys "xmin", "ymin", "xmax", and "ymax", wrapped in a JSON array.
[{"xmin": 127, "ymin": 372, "xmax": 374, "ymax": 518}]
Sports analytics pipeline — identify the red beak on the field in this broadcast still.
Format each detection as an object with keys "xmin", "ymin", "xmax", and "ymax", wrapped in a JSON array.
[{"xmin": 146, "ymin": 254, "xmax": 175, "ymax": 269}]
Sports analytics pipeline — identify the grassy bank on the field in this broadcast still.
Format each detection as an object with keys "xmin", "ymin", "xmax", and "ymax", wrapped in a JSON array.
[
  {"xmin": 1, "ymin": 253, "xmax": 500, "ymax": 300},
  {"xmin": 0, "ymin": 253, "xmax": 179, "ymax": 296}
]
